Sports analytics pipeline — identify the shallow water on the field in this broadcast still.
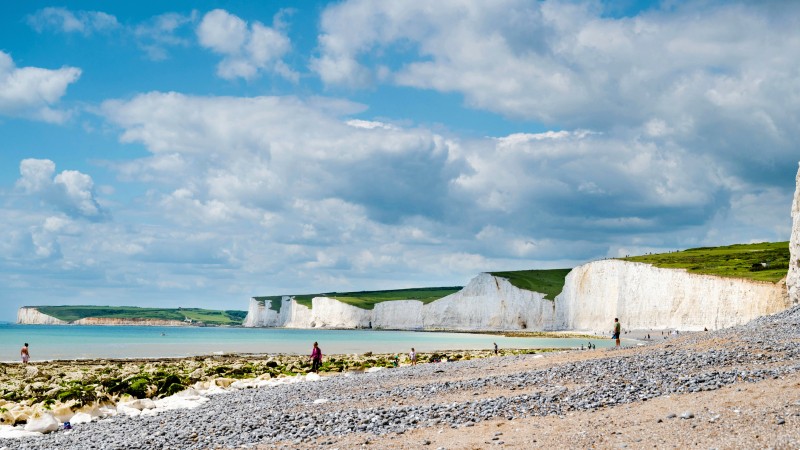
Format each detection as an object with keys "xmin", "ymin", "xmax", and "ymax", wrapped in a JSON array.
[{"xmin": 0, "ymin": 323, "xmax": 621, "ymax": 362}]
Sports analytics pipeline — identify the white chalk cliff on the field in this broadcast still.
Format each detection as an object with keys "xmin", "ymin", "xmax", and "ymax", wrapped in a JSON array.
[
  {"xmin": 243, "ymin": 273, "xmax": 556, "ymax": 330},
  {"xmin": 788, "ymin": 162, "xmax": 800, "ymax": 305},
  {"xmin": 554, "ymin": 260, "xmax": 789, "ymax": 332},
  {"xmin": 17, "ymin": 307, "xmax": 68, "ymax": 325},
  {"xmin": 244, "ymin": 263, "xmax": 789, "ymax": 332},
  {"xmin": 16, "ymin": 307, "xmax": 191, "ymax": 326}
]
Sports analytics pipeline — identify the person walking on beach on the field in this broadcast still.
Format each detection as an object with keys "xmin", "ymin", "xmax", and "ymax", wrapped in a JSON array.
[
  {"xmin": 310, "ymin": 342, "xmax": 322, "ymax": 373},
  {"xmin": 20, "ymin": 343, "xmax": 29, "ymax": 364},
  {"xmin": 612, "ymin": 318, "xmax": 621, "ymax": 347},
  {"xmin": 409, "ymin": 348, "xmax": 417, "ymax": 366},
  {"xmin": 493, "ymin": 342, "xmax": 498, "ymax": 355}
]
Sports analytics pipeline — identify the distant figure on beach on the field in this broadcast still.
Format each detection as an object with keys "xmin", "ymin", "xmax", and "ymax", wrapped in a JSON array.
[
  {"xmin": 493, "ymin": 342, "xmax": 498, "ymax": 355},
  {"xmin": 20, "ymin": 343, "xmax": 29, "ymax": 364},
  {"xmin": 409, "ymin": 348, "xmax": 417, "ymax": 366},
  {"xmin": 310, "ymin": 342, "xmax": 322, "ymax": 373},
  {"xmin": 612, "ymin": 318, "xmax": 621, "ymax": 347}
]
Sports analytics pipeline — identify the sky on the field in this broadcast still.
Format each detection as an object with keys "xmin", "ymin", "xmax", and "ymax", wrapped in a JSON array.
[{"xmin": 1, "ymin": 1, "xmax": 798, "ymax": 321}]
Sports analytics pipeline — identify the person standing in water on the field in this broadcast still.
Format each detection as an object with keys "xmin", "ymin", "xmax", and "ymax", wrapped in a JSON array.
[
  {"xmin": 310, "ymin": 342, "xmax": 322, "ymax": 373},
  {"xmin": 612, "ymin": 318, "xmax": 621, "ymax": 347},
  {"xmin": 20, "ymin": 343, "xmax": 29, "ymax": 364}
]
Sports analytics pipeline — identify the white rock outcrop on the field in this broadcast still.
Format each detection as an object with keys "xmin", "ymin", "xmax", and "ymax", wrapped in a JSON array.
[
  {"xmin": 15, "ymin": 308, "xmax": 191, "ymax": 326},
  {"xmin": 23, "ymin": 414, "xmax": 59, "ymax": 433},
  {"xmin": 554, "ymin": 259, "xmax": 790, "ymax": 332},
  {"xmin": 422, "ymin": 273, "xmax": 555, "ymax": 330},
  {"xmin": 243, "ymin": 273, "xmax": 556, "ymax": 330},
  {"xmin": 16, "ymin": 308, "xmax": 67, "ymax": 325},
  {"xmin": 788, "ymin": 162, "xmax": 800, "ymax": 305}
]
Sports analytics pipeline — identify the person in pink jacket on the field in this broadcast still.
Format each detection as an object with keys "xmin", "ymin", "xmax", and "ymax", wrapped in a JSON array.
[{"xmin": 310, "ymin": 342, "xmax": 322, "ymax": 373}]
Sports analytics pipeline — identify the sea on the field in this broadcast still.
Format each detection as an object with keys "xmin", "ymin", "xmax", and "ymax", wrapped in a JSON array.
[{"xmin": 0, "ymin": 323, "xmax": 620, "ymax": 362}]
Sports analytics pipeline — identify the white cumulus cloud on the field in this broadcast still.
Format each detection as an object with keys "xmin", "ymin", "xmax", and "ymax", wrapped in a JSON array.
[
  {"xmin": 16, "ymin": 159, "xmax": 107, "ymax": 221},
  {"xmin": 0, "ymin": 51, "xmax": 81, "ymax": 123},
  {"xmin": 197, "ymin": 9, "xmax": 296, "ymax": 81}
]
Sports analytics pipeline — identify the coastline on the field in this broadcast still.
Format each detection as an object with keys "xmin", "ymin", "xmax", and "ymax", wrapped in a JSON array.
[
  {"xmin": 0, "ymin": 307, "xmax": 800, "ymax": 450},
  {"xmin": 0, "ymin": 347, "xmax": 560, "ymax": 438},
  {"xmin": 0, "ymin": 304, "xmax": 796, "ymax": 448}
]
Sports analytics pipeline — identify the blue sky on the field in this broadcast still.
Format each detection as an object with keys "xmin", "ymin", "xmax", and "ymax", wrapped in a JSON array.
[{"xmin": 1, "ymin": 1, "xmax": 798, "ymax": 321}]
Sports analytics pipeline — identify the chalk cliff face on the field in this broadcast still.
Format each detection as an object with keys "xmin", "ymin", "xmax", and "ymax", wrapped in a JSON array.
[
  {"xmin": 244, "ymin": 261, "xmax": 790, "ymax": 332},
  {"xmin": 72, "ymin": 317, "xmax": 190, "ymax": 326},
  {"xmin": 554, "ymin": 259, "xmax": 790, "ymax": 332},
  {"xmin": 243, "ymin": 273, "xmax": 555, "ymax": 330},
  {"xmin": 16, "ymin": 307, "xmax": 191, "ymax": 326},
  {"xmin": 788, "ymin": 162, "xmax": 800, "ymax": 305},
  {"xmin": 17, "ymin": 307, "xmax": 67, "ymax": 325},
  {"xmin": 422, "ymin": 273, "xmax": 555, "ymax": 330}
]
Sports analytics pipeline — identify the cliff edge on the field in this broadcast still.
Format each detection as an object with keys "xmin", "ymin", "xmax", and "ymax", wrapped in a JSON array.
[
  {"xmin": 554, "ymin": 259, "xmax": 789, "ymax": 332},
  {"xmin": 17, "ymin": 307, "xmax": 68, "ymax": 325},
  {"xmin": 244, "ymin": 258, "xmax": 790, "ymax": 332},
  {"xmin": 16, "ymin": 307, "xmax": 191, "ymax": 326},
  {"xmin": 788, "ymin": 162, "xmax": 800, "ymax": 305}
]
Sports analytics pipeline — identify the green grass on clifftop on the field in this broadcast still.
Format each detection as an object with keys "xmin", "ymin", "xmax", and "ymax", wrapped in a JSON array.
[
  {"xmin": 619, "ymin": 241, "xmax": 790, "ymax": 283},
  {"xmin": 256, "ymin": 287, "xmax": 462, "ymax": 311},
  {"xmin": 35, "ymin": 306, "xmax": 247, "ymax": 326},
  {"xmin": 488, "ymin": 269, "xmax": 572, "ymax": 300}
]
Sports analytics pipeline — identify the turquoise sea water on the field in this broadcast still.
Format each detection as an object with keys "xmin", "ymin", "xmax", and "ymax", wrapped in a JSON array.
[{"xmin": 0, "ymin": 324, "xmax": 621, "ymax": 362}]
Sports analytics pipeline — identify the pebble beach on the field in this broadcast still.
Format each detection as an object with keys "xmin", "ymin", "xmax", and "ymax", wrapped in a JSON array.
[{"xmin": 2, "ymin": 305, "xmax": 799, "ymax": 449}]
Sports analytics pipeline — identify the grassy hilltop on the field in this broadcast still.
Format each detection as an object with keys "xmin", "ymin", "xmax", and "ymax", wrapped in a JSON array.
[
  {"xmin": 619, "ymin": 241, "xmax": 790, "ymax": 283},
  {"xmin": 255, "ymin": 287, "xmax": 463, "ymax": 312},
  {"xmin": 255, "ymin": 269, "xmax": 574, "ymax": 310},
  {"xmin": 488, "ymin": 269, "xmax": 572, "ymax": 300},
  {"xmin": 34, "ymin": 306, "xmax": 247, "ymax": 326}
]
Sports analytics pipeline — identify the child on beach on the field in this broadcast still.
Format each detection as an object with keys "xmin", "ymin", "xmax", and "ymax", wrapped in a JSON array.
[
  {"xmin": 409, "ymin": 348, "xmax": 417, "ymax": 366},
  {"xmin": 20, "ymin": 343, "xmax": 29, "ymax": 364},
  {"xmin": 310, "ymin": 342, "xmax": 322, "ymax": 373}
]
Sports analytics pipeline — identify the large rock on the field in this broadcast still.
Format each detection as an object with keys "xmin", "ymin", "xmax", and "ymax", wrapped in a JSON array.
[
  {"xmin": 23, "ymin": 413, "xmax": 59, "ymax": 433},
  {"xmin": 555, "ymin": 259, "xmax": 790, "ymax": 332},
  {"xmin": 788, "ymin": 162, "xmax": 800, "ymax": 305}
]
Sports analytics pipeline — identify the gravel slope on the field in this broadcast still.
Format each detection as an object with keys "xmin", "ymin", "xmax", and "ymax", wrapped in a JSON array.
[{"xmin": 3, "ymin": 305, "xmax": 800, "ymax": 449}]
